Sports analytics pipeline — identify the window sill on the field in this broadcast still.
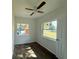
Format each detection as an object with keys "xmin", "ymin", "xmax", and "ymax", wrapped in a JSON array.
[{"xmin": 42, "ymin": 36, "xmax": 56, "ymax": 41}]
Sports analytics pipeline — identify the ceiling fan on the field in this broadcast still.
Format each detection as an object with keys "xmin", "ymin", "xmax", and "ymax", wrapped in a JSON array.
[{"xmin": 25, "ymin": 1, "xmax": 46, "ymax": 16}]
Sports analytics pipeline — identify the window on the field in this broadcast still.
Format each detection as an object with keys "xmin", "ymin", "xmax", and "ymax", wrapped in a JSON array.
[
  {"xmin": 42, "ymin": 21, "xmax": 57, "ymax": 39},
  {"xmin": 17, "ymin": 23, "xmax": 30, "ymax": 36}
]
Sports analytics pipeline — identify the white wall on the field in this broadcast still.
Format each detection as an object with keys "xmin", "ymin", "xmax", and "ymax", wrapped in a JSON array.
[
  {"xmin": 14, "ymin": 17, "xmax": 36, "ymax": 44},
  {"xmin": 35, "ymin": 7, "xmax": 67, "ymax": 59},
  {"xmin": 12, "ymin": 6, "xmax": 15, "ymax": 52},
  {"xmin": 60, "ymin": 10, "xmax": 67, "ymax": 59},
  {"xmin": 12, "ymin": 14, "xmax": 15, "ymax": 54}
]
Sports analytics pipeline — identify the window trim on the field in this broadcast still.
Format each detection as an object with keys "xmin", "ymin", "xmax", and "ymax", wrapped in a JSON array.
[{"xmin": 41, "ymin": 20, "xmax": 57, "ymax": 40}]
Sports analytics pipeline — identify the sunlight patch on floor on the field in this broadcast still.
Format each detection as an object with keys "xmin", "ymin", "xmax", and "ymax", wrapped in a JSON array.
[
  {"xmin": 15, "ymin": 46, "xmax": 37, "ymax": 58},
  {"xmin": 17, "ymin": 54, "xmax": 23, "ymax": 58},
  {"xmin": 27, "ymin": 47, "xmax": 37, "ymax": 58}
]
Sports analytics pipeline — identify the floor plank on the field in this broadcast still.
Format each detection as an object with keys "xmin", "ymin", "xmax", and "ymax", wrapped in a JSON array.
[{"xmin": 13, "ymin": 42, "xmax": 58, "ymax": 59}]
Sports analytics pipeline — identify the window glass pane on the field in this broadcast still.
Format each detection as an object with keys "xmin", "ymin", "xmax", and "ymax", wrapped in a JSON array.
[
  {"xmin": 44, "ymin": 22, "xmax": 49, "ymax": 29},
  {"xmin": 17, "ymin": 23, "xmax": 30, "ymax": 35},
  {"xmin": 43, "ymin": 21, "xmax": 57, "ymax": 39}
]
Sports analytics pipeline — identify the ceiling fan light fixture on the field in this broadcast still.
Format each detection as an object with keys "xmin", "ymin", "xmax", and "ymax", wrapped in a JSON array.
[{"xmin": 25, "ymin": 1, "xmax": 46, "ymax": 16}]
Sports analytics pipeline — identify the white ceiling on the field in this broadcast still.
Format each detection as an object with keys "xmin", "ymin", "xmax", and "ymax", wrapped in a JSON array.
[{"xmin": 13, "ymin": 0, "xmax": 66, "ymax": 18}]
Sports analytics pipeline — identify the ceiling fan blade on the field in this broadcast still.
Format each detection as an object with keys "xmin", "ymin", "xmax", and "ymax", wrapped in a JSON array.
[
  {"xmin": 37, "ymin": 11, "xmax": 44, "ymax": 13},
  {"xmin": 25, "ymin": 8, "xmax": 34, "ymax": 11},
  {"xmin": 30, "ymin": 12, "xmax": 34, "ymax": 16},
  {"xmin": 37, "ymin": 1, "xmax": 46, "ymax": 9}
]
